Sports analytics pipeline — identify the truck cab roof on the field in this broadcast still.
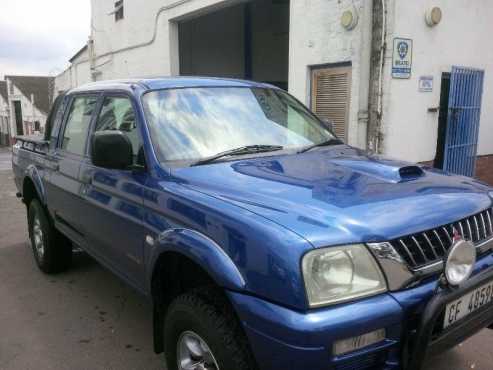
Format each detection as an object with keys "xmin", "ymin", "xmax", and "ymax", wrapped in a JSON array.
[{"xmin": 69, "ymin": 76, "xmax": 278, "ymax": 94}]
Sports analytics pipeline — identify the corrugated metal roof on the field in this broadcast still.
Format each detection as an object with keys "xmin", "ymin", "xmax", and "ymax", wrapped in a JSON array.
[{"xmin": 5, "ymin": 75, "xmax": 54, "ymax": 114}]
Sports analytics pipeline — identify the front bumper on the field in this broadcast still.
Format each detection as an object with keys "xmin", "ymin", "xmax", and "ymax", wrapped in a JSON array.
[
  {"xmin": 407, "ymin": 264, "xmax": 493, "ymax": 369},
  {"xmin": 228, "ymin": 252, "xmax": 493, "ymax": 370}
]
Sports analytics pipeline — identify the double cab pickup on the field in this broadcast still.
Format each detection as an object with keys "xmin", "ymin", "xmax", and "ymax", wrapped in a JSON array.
[{"xmin": 12, "ymin": 77, "xmax": 493, "ymax": 370}]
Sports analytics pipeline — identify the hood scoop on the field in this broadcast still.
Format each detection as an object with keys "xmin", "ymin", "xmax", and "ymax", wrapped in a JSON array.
[
  {"xmin": 331, "ymin": 158, "xmax": 425, "ymax": 183},
  {"xmin": 398, "ymin": 165, "xmax": 424, "ymax": 179}
]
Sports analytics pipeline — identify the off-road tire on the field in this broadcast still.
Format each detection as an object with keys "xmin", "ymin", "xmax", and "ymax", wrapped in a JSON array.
[
  {"xmin": 164, "ymin": 287, "xmax": 256, "ymax": 370},
  {"xmin": 28, "ymin": 199, "xmax": 72, "ymax": 273}
]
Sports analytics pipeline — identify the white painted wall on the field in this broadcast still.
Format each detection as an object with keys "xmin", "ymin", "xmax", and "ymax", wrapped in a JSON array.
[
  {"xmin": 0, "ymin": 93, "xmax": 9, "ymax": 142},
  {"xmin": 289, "ymin": 0, "xmax": 372, "ymax": 149},
  {"xmin": 55, "ymin": 47, "xmax": 92, "ymax": 93},
  {"xmin": 383, "ymin": 0, "xmax": 493, "ymax": 162},
  {"xmin": 89, "ymin": 0, "xmax": 240, "ymax": 80}
]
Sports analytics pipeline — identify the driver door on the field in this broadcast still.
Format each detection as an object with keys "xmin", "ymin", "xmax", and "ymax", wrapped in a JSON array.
[{"xmin": 78, "ymin": 94, "xmax": 148, "ymax": 291}]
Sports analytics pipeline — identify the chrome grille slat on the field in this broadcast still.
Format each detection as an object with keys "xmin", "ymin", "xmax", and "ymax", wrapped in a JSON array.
[
  {"xmin": 466, "ymin": 218, "xmax": 474, "ymax": 241},
  {"xmin": 422, "ymin": 232, "xmax": 439, "ymax": 259},
  {"xmin": 442, "ymin": 227, "xmax": 452, "ymax": 243},
  {"xmin": 389, "ymin": 208, "xmax": 493, "ymax": 270},
  {"xmin": 457, "ymin": 222, "xmax": 465, "ymax": 239},
  {"xmin": 486, "ymin": 209, "xmax": 493, "ymax": 236},
  {"xmin": 473, "ymin": 215, "xmax": 480, "ymax": 241},
  {"xmin": 432, "ymin": 229, "xmax": 447, "ymax": 253},
  {"xmin": 411, "ymin": 236, "xmax": 428, "ymax": 262},
  {"xmin": 480, "ymin": 213, "xmax": 487, "ymax": 240},
  {"xmin": 399, "ymin": 239, "xmax": 417, "ymax": 266}
]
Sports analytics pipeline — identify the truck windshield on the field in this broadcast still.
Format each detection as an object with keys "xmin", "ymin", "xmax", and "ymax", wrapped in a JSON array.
[{"xmin": 142, "ymin": 87, "xmax": 336, "ymax": 164}]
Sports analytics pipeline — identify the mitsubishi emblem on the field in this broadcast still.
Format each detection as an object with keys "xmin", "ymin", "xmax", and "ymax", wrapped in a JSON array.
[{"xmin": 452, "ymin": 227, "xmax": 461, "ymax": 242}]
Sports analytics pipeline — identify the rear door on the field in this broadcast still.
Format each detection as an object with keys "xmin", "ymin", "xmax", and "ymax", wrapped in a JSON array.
[
  {"xmin": 78, "ymin": 94, "xmax": 147, "ymax": 290},
  {"xmin": 47, "ymin": 94, "xmax": 100, "ymax": 245}
]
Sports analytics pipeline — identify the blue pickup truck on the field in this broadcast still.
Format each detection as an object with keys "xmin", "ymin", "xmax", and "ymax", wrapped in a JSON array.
[{"xmin": 12, "ymin": 77, "xmax": 493, "ymax": 370}]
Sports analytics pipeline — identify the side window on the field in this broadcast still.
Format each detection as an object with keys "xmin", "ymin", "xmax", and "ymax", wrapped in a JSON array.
[
  {"xmin": 61, "ymin": 96, "xmax": 98, "ymax": 155},
  {"xmin": 95, "ymin": 96, "xmax": 144, "ymax": 165}
]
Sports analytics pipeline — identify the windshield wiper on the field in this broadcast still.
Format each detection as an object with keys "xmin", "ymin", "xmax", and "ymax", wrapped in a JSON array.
[
  {"xmin": 297, "ymin": 138, "xmax": 343, "ymax": 154},
  {"xmin": 191, "ymin": 145, "xmax": 284, "ymax": 166}
]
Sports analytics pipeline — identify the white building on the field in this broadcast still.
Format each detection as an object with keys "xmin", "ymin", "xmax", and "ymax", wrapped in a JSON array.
[
  {"xmin": 55, "ymin": 0, "xmax": 493, "ymax": 181},
  {"xmin": 0, "ymin": 82, "xmax": 9, "ymax": 145},
  {"xmin": 4, "ymin": 75, "xmax": 54, "ymax": 140}
]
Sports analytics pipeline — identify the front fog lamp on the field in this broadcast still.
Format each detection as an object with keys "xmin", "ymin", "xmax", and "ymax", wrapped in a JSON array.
[
  {"xmin": 333, "ymin": 328, "xmax": 386, "ymax": 356},
  {"xmin": 302, "ymin": 244, "xmax": 387, "ymax": 307},
  {"xmin": 445, "ymin": 239, "xmax": 476, "ymax": 286}
]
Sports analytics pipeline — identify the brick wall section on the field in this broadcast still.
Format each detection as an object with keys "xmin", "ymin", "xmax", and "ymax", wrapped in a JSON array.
[
  {"xmin": 420, "ymin": 155, "xmax": 493, "ymax": 186},
  {"xmin": 475, "ymin": 155, "xmax": 493, "ymax": 186}
]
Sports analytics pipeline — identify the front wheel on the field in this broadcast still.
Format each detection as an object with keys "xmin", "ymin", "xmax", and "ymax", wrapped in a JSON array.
[
  {"xmin": 28, "ymin": 199, "xmax": 72, "ymax": 273},
  {"xmin": 164, "ymin": 288, "xmax": 256, "ymax": 370}
]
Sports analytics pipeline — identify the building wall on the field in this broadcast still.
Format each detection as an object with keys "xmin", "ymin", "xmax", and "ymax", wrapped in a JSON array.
[
  {"xmin": 55, "ymin": 0, "xmax": 493, "ymax": 166},
  {"xmin": 82, "ymin": 0, "xmax": 372, "ymax": 148},
  {"xmin": 383, "ymin": 0, "xmax": 493, "ymax": 162},
  {"xmin": 89, "ymin": 0, "xmax": 225, "ymax": 79},
  {"xmin": 289, "ymin": 0, "xmax": 372, "ymax": 149},
  {"xmin": 0, "ymin": 95, "xmax": 10, "ymax": 145},
  {"xmin": 55, "ymin": 48, "xmax": 92, "ymax": 94},
  {"xmin": 6, "ymin": 79, "xmax": 48, "ymax": 137}
]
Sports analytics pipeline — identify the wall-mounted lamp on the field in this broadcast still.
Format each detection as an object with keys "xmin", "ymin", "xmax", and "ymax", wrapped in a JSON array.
[
  {"xmin": 341, "ymin": 10, "xmax": 358, "ymax": 31},
  {"xmin": 425, "ymin": 7, "xmax": 442, "ymax": 27}
]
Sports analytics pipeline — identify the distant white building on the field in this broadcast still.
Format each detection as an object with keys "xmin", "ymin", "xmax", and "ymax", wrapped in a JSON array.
[
  {"xmin": 4, "ymin": 75, "xmax": 54, "ymax": 141},
  {"xmin": 55, "ymin": 0, "xmax": 493, "ymax": 181},
  {"xmin": 0, "ymin": 81, "xmax": 9, "ymax": 145}
]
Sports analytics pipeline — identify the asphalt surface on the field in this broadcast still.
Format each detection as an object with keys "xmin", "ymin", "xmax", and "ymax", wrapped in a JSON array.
[{"xmin": 0, "ymin": 147, "xmax": 492, "ymax": 370}]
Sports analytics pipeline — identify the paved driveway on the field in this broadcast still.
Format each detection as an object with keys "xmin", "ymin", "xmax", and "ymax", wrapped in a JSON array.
[
  {"xmin": 0, "ymin": 148, "xmax": 491, "ymax": 370},
  {"xmin": 0, "ymin": 147, "xmax": 12, "ymax": 171}
]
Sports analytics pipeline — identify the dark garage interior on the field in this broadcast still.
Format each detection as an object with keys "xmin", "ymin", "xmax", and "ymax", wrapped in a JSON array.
[{"xmin": 178, "ymin": 0, "xmax": 290, "ymax": 90}]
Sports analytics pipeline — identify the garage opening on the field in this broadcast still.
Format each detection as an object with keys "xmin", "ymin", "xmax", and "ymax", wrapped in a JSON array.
[{"xmin": 178, "ymin": 0, "xmax": 289, "ymax": 90}]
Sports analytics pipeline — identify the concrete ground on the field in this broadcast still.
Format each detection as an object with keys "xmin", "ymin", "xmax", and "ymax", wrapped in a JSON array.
[{"xmin": 0, "ymin": 147, "xmax": 491, "ymax": 370}]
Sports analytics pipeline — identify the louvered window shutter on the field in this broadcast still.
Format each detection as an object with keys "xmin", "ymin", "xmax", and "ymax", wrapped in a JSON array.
[{"xmin": 311, "ymin": 66, "xmax": 351, "ymax": 141}]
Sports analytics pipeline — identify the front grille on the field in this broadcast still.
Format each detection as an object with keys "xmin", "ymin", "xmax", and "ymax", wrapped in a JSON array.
[{"xmin": 390, "ymin": 208, "xmax": 493, "ymax": 269}]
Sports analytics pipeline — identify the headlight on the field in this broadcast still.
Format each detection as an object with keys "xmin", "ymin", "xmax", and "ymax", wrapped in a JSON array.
[
  {"xmin": 445, "ymin": 239, "xmax": 476, "ymax": 286},
  {"xmin": 302, "ymin": 244, "xmax": 387, "ymax": 307}
]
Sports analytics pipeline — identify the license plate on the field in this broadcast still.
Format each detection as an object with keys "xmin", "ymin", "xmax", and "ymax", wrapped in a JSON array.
[{"xmin": 444, "ymin": 280, "xmax": 493, "ymax": 329}]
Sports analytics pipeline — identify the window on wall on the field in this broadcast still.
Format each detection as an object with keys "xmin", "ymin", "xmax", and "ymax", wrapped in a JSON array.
[
  {"xmin": 311, "ymin": 65, "xmax": 352, "ymax": 142},
  {"xmin": 61, "ymin": 96, "xmax": 98, "ymax": 155},
  {"xmin": 114, "ymin": 0, "xmax": 124, "ymax": 21}
]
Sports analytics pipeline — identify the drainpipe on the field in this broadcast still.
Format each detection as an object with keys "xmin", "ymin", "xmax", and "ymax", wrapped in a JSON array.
[
  {"xmin": 88, "ymin": 36, "xmax": 97, "ymax": 81},
  {"xmin": 357, "ymin": 0, "xmax": 373, "ymax": 149},
  {"xmin": 367, "ymin": 0, "xmax": 387, "ymax": 153}
]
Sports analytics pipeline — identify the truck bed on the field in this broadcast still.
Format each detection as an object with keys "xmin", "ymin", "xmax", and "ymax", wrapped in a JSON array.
[
  {"xmin": 12, "ymin": 135, "xmax": 51, "ymax": 195},
  {"xmin": 14, "ymin": 135, "xmax": 49, "ymax": 154}
]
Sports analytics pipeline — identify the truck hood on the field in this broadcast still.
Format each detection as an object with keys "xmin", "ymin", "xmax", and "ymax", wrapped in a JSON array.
[{"xmin": 172, "ymin": 146, "xmax": 492, "ymax": 248}]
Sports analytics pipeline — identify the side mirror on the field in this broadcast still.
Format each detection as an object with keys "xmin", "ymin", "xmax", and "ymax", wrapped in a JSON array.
[
  {"xmin": 91, "ymin": 131, "xmax": 133, "ymax": 170},
  {"xmin": 322, "ymin": 118, "xmax": 335, "ymax": 132}
]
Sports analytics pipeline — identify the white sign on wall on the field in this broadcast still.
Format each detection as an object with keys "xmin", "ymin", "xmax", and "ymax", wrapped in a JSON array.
[
  {"xmin": 392, "ymin": 38, "xmax": 413, "ymax": 79},
  {"xmin": 418, "ymin": 76, "xmax": 433, "ymax": 92}
]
